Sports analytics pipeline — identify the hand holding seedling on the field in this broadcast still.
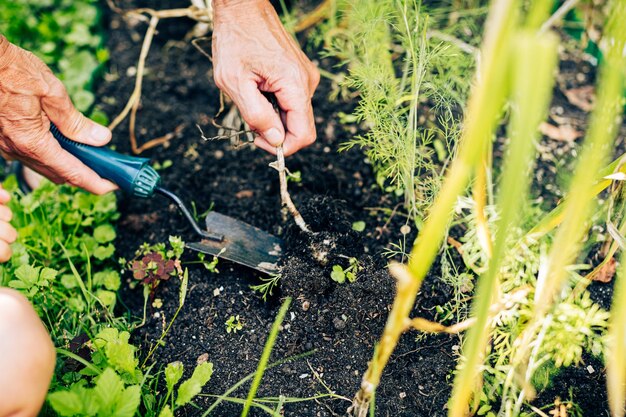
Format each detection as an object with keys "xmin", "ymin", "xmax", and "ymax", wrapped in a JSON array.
[
  {"xmin": 0, "ymin": 36, "xmax": 116, "ymax": 194},
  {"xmin": 0, "ymin": 186, "xmax": 16, "ymax": 262},
  {"xmin": 211, "ymin": 0, "xmax": 320, "ymax": 156}
]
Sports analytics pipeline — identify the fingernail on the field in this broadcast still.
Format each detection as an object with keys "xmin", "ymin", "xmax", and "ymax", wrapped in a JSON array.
[
  {"xmin": 263, "ymin": 128, "xmax": 283, "ymax": 146},
  {"xmin": 0, "ymin": 189, "xmax": 10, "ymax": 201},
  {"xmin": 89, "ymin": 123, "xmax": 111, "ymax": 142}
]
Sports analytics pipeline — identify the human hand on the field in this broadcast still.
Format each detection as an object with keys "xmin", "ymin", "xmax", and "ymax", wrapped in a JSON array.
[
  {"xmin": 0, "ymin": 186, "xmax": 17, "ymax": 262},
  {"xmin": 212, "ymin": 0, "xmax": 320, "ymax": 156},
  {"xmin": 0, "ymin": 36, "xmax": 116, "ymax": 194}
]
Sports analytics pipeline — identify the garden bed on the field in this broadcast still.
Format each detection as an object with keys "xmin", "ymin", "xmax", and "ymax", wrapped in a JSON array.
[{"xmin": 96, "ymin": 1, "xmax": 616, "ymax": 416}]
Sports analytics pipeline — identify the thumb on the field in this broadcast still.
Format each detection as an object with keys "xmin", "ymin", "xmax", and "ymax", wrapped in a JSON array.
[
  {"xmin": 39, "ymin": 75, "xmax": 111, "ymax": 146},
  {"xmin": 235, "ymin": 82, "xmax": 285, "ymax": 147}
]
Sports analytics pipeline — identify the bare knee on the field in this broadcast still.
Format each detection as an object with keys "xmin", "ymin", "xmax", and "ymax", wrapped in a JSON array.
[{"xmin": 0, "ymin": 288, "xmax": 56, "ymax": 417}]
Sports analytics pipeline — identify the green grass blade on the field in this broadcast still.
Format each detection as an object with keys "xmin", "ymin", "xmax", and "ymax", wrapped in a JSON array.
[{"xmin": 241, "ymin": 297, "xmax": 292, "ymax": 417}]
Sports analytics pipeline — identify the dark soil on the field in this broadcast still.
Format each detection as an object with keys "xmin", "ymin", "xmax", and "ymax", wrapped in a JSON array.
[{"xmin": 97, "ymin": 2, "xmax": 614, "ymax": 416}]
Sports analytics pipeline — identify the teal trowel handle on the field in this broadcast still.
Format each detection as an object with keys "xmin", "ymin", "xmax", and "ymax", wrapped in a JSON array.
[{"xmin": 50, "ymin": 123, "xmax": 161, "ymax": 198}]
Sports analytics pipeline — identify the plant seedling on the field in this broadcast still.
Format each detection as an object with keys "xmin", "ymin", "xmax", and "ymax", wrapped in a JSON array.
[
  {"xmin": 225, "ymin": 315, "xmax": 244, "ymax": 333},
  {"xmin": 250, "ymin": 273, "xmax": 282, "ymax": 301},
  {"xmin": 352, "ymin": 221, "xmax": 366, "ymax": 232},
  {"xmin": 330, "ymin": 257, "xmax": 361, "ymax": 284}
]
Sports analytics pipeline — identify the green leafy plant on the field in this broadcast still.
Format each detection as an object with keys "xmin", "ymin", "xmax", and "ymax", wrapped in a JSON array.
[
  {"xmin": 48, "ymin": 367, "xmax": 141, "ymax": 417},
  {"xmin": 127, "ymin": 236, "xmax": 184, "ymax": 294},
  {"xmin": 50, "ymin": 325, "xmax": 214, "ymax": 417},
  {"xmin": 0, "ymin": 177, "xmax": 122, "ymax": 338},
  {"xmin": 330, "ymin": 257, "xmax": 361, "ymax": 284},
  {"xmin": 225, "ymin": 315, "xmax": 244, "ymax": 334},
  {"xmin": 325, "ymin": 0, "xmax": 477, "ymax": 223},
  {"xmin": 0, "ymin": 0, "xmax": 109, "ymax": 113}
]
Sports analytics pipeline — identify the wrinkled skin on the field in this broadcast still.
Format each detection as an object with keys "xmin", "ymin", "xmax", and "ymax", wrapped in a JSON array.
[
  {"xmin": 212, "ymin": 0, "xmax": 320, "ymax": 156},
  {"xmin": 0, "ymin": 35, "xmax": 116, "ymax": 195}
]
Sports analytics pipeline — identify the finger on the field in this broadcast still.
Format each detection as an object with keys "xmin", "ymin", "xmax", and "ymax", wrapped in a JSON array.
[
  {"xmin": 231, "ymin": 80, "xmax": 285, "ymax": 146},
  {"xmin": 0, "ymin": 221, "xmax": 18, "ymax": 244},
  {"xmin": 0, "ymin": 188, "xmax": 10, "ymax": 205},
  {"xmin": 21, "ymin": 130, "xmax": 117, "ymax": 195},
  {"xmin": 275, "ymin": 89, "xmax": 316, "ymax": 156},
  {"xmin": 253, "ymin": 136, "xmax": 277, "ymax": 155},
  {"xmin": 0, "ymin": 206, "xmax": 12, "ymax": 222},
  {"xmin": 39, "ymin": 74, "xmax": 111, "ymax": 146},
  {"xmin": 0, "ymin": 241, "xmax": 11, "ymax": 263}
]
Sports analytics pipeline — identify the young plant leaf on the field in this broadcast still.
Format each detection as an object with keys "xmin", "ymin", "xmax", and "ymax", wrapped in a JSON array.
[
  {"xmin": 165, "ymin": 361, "xmax": 184, "ymax": 393},
  {"xmin": 114, "ymin": 385, "xmax": 141, "ymax": 417},
  {"xmin": 48, "ymin": 391, "xmax": 84, "ymax": 416},
  {"xmin": 330, "ymin": 265, "xmax": 346, "ymax": 283},
  {"xmin": 175, "ymin": 361, "xmax": 214, "ymax": 406},
  {"xmin": 158, "ymin": 405, "xmax": 175, "ymax": 417}
]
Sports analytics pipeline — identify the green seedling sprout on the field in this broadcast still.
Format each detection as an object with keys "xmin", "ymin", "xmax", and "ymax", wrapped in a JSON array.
[
  {"xmin": 225, "ymin": 315, "xmax": 244, "ymax": 333},
  {"xmin": 331, "ymin": 257, "xmax": 361, "ymax": 283}
]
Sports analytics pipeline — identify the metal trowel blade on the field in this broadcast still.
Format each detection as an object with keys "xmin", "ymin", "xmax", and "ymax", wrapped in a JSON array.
[{"xmin": 186, "ymin": 212, "xmax": 283, "ymax": 274}]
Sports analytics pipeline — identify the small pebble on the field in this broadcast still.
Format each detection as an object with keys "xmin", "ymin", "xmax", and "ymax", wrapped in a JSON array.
[
  {"xmin": 214, "ymin": 150, "xmax": 224, "ymax": 159},
  {"xmin": 587, "ymin": 365, "xmax": 595, "ymax": 374},
  {"xmin": 197, "ymin": 353, "xmax": 209, "ymax": 364},
  {"xmin": 302, "ymin": 300, "xmax": 310, "ymax": 311},
  {"xmin": 399, "ymin": 392, "xmax": 407, "ymax": 399},
  {"xmin": 213, "ymin": 288, "xmax": 220, "ymax": 297},
  {"xmin": 333, "ymin": 317, "xmax": 346, "ymax": 331}
]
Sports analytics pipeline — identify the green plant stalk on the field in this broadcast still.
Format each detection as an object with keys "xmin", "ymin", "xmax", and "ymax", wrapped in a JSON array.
[
  {"xmin": 142, "ymin": 268, "xmax": 189, "ymax": 368},
  {"xmin": 56, "ymin": 348, "xmax": 103, "ymax": 376},
  {"xmin": 514, "ymin": 0, "xmax": 626, "ymax": 396},
  {"xmin": 354, "ymin": 0, "xmax": 517, "ymax": 412},
  {"xmin": 449, "ymin": 30, "xmax": 559, "ymax": 417},
  {"xmin": 532, "ymin": 0, "xmax": 626, "ymax": 320},
  {"xmin": 241, "ymin": 297, "xmax": 292, "ymax": 417},
  {"xmin": 608, "ymin": 250, "xmax": 626, "ymax": 417}
]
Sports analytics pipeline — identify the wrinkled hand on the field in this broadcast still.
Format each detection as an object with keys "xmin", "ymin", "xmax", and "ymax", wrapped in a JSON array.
[
  {"xmin": 0, "ymin": 36, "xmax": 116, "ymax": 194},
  {"xmin": 212, "ymin": 0, "xmax": 320, "ymax": 156},
  {"xmin": 0, "ymin": 186, "xmax": 16, "ymax": 262}
]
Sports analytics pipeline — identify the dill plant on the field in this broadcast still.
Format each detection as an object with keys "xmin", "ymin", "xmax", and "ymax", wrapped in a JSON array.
[{"xmin": 326, "ymin": 0, "xmax": 475, "ymax": 223}]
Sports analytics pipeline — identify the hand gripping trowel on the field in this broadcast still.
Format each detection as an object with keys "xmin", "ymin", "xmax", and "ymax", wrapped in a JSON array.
[{"xmin": 49, "ymin": 124, "xmax": 282, "ymax": 274}]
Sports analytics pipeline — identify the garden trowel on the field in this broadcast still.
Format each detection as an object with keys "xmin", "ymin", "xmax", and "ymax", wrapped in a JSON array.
[{"xmin": 49, "ymin": 124, "xmax": 282, "ymax": 274}]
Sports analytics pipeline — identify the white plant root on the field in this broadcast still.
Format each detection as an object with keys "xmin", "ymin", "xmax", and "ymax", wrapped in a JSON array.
[{"xmin": 271, "ymin": 146, "xmax": 312, "ymax": 234}]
